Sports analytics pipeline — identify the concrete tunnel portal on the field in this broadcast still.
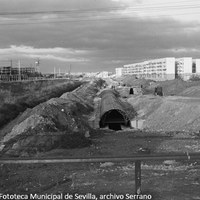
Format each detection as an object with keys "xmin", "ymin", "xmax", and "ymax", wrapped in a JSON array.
[{"xmin": 99, "ymin": 89, "xmax": 131, "ymax": 131}]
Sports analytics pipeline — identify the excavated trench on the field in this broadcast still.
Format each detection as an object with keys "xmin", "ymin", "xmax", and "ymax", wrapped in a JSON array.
[
  {"xmin": 0, "ymin": 79, "xmax": 105, "ymax": 156},
  {"xmin": 0, "ymin": 80, "xmax": 82, "ymax": 129},
  {"xmin": 0, "ymin": 81, "xmax": 155, "ymax": 156}
]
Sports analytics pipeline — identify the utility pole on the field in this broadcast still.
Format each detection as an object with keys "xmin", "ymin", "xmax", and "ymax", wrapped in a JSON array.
[
  {"xmin": 10, "ymin": 60, "xmax": 12, "ymax": 75},
  {"xmin": 35, "ymin": 58, "xmax": 40, "ymax": 72},
  {"xmin": 18, "ymin": 59, "xmax": 21, "ymax": 81},
  {"xmin": 69, "ymin": 64, "xmax": 71, "ymax": 80},
  {"xmin": 54, "ymin": 67, "xmax": 56, "ymax": 79}
]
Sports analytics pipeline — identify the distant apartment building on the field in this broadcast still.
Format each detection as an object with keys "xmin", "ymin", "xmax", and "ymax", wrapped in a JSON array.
[
  {"xmin": 96, "ymin": 71, "xmax": 112, "ymax": 78},
  {"xmin": 0, "ymin": 66, "xmax": 36, "ymax": 75},
  {"xmin": 117, "ymin": 57, "xmax": 200, "ymax": 80},
  {"xmin": 83, "ymin": 71, "xmax": 112, "ymax": 78},
  {"xmin": 194, "ymin": 59, "xmax": 200, "ymax": 73},
  {"xmin": 0, "ymin": 65, "xmax": 38, "ymax": 81},
  {"xmin": 115, "ymin": 67, "xmax": 124, "ymax": 77},
  {"xmin": 123, "ymin": 57, "xmax": 175, "ymax": 80},
  {"xmin": 175, "ymin": 57, "xmax": 193, "ymax": 80}
]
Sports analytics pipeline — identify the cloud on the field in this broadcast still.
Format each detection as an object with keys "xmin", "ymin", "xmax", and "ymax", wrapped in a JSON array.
[
  {"xmin": 0, "ymin": 0, "xmax": 200, "ymax": 72},
  {"xmin": 169, "ymin": 48, "xmax": 200, "ymax": 53},
  {"xmin": 109, "ymin": 0, "xmax": 200, "ymax": 23},
  {"xmin": 0, "ymin": 45, "xmax": 89, "ymax": 62}
]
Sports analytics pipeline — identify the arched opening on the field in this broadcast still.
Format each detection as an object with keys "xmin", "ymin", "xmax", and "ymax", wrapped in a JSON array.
[
  {"xmin": 129, "ymin": 88, "xmax": 134, "ymax": 95},
  {"xmin": 100, "ymin": 109, "xmax": 129, "ymax": 131},
  {"xmin": 154, "ymin": 86, "xmax": 163, "ymax": 96},
  {"xmin": 108, "ymin": 123, "xmax": 121, "ymax": 131}
]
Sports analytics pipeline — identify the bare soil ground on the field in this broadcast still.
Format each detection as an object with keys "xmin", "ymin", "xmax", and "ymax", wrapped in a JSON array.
[
  {"xmin": 116, "ymin": 76, "xmax": 200, "ymax": 96},
  {"xmin": 1, "ymin": 130, "xmax": 200, "ymax": 200},
  {"xmin": 1, "ymin": 78, "xmax": 200, "ymax": 200},
  {"xmin": 128, "ymin": 94, "xmax": 200, "ymax": 133}
]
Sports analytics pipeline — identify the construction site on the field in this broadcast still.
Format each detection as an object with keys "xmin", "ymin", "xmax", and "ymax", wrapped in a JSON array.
[{"xmin": 0, "ymin": 76, "xmax": 200, "ymax": 199}]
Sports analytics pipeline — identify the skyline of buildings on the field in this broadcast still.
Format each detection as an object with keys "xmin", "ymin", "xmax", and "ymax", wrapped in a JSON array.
[
  {"xmin": 116, "ymin": 57, "xmax": 200, "ymax": 80},
  {"xmin": 2, "ymin": 56, "xmax": 200, "ymax": 81}
]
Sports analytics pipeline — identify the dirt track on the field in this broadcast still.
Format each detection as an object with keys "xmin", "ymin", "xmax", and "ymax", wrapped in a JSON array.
[{"xmin": 1, "ymin": 130, "xmax": 200, "ymax": 200}]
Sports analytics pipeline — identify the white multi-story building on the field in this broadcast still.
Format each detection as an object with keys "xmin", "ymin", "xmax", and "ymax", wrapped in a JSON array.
[
  {"xmin": 96, "ymin": 71, "xmax": 111, "ymax": 78},
  {"xmin": 117, "ymin": 57, "xmax": 200, "ymax": 80},
  {"xmin": 175, "ymin": 57, "xmax": 192, "ymax": 80},
  {"xmin": 193, "ymin": 59, "xmax": 200, "ymax": 74},
  {"xmin": 123, "ymin": 57, "xmax": 176, "ymax": 80},
  {"xmin": 115, "ymin": 68, "xmax": 124, "ymax": 77}
]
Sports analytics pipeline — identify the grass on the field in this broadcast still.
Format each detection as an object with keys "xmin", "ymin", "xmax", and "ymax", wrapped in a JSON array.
[{"xmin": 0, "ymin": 79, "xmax": 82, "ymax": 129}]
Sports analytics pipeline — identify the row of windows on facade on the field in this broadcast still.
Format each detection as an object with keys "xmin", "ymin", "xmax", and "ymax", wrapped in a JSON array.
[
  {"xmin": 124, "ymin": 63, "xmax": 197, "ymax": 73},
  {"xmin": 0, "ymin": 67, "xmax": 36, "ymax": 75}
]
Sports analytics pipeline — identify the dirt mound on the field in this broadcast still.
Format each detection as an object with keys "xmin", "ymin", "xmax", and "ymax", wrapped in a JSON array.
[
  {"xmin": 143, "ymin": 96, "xmax": 200, "ymax": 132},
  {"xmin": 147, "ymin": 79, "xmax": 200, "ymax": 96},
  {"xmin": 61, "ymin": 79, "xmax": 103, "ymax": 109},
  {"xmin": 0, "ymin": 80, "xmax": 82, "ymax": 129},
  {"xmin": 127, "ymin": 95, "xmax": 163, "ymax": 119},
  {"xmin": 0, "ymin": 79, "xmax": 104, "ymax": 156},
  {"xmin": 178, "ymin": 85, "xmax": 200, "ymax": 97},
  {"xmin": 116, "ymin": 86, "xmax": 143, "ymax": 98},
  {"xmin": 116, "ymin": 87, "xmax": 130, "ymax": 98},
  {"xmin": 117, "ymin": 76, "xmax": 154, "ymax": 88},
  {"xmin": 145, "ymin": 79, "xmax": 186, "ymax": 96},
  {"xmin": 128, "ymin": 95, "xmax": 200, "ymax": 132}
]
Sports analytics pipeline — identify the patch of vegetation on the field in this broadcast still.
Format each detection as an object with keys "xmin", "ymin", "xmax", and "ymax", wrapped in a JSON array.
[
  {"xmin": 0, "ymin": 80, "xmax": 82, "ymax": 129},
  {"xmin": 189, "ymin": 74, "xmax": 200, "ymax": 81}
]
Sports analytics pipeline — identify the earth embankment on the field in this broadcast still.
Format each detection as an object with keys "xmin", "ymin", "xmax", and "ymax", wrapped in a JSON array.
[
  {"xmin": 128, "ymin": 94, "xmax": 200, "ymax": 133},
  {"xmin": 0, "ymin": 79, "xmax": 82, "ymax": 129},
  {"xmin": 0, "ymin": 79, "xmax": 105, "ymax": 156}
]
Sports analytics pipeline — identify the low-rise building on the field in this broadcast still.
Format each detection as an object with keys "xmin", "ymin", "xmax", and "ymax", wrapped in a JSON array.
[
  {"xmin": 96, "ymin": 71, "xmax": 109, "ymax": 78},
  {"xmin": 0, "ymin": 66, "xmax": 36, "ymax": 75}
]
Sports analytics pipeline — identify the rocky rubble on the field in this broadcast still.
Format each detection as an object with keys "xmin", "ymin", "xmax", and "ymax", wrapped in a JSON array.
[{"xmin": 0, "ymin": 79, "xmax": 104, "ymax": 156}]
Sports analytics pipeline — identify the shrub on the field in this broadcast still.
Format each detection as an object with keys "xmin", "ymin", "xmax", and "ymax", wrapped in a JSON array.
[{"xmin": 189, "ymin": 75, "xmax": 200, "ymax": 81}]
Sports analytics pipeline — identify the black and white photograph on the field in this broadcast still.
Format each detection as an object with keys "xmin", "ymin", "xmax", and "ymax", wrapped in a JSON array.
[{"xmin": 0, "ymin": 0, "xmax": 200, "ymax": 199}]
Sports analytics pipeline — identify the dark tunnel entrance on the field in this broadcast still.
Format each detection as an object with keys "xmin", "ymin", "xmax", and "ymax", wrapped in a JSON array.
[
  {"xmin": 129, "ymin": 88, "xmax": 134, "ymax": 95},
  {"xmin": 100, "ymin": 109, "xmax": 130, "ymax": 131}
]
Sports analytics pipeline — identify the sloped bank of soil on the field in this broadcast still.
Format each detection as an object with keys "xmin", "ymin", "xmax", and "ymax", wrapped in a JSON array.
[
  {"xmin": 128, "ymin": 95, "xmax": 200, "ymax": 133},
  {"xmin": 0, "ymin": 79, "xmax": 82, "ymax": 129},
  {"xmin": 144, "ymin": 96, "xmax": 200, "ymax": 132},
  {"xmin": 0, "ymin": 79, "xmax": 104, "ymax": 156},
  {"xmin": 145, "ymin": 79, "xmax": 200, "ymax": 96},
  {"xmin": 178, "ymin": 85, "xmax": 200, "ymax": 97}
]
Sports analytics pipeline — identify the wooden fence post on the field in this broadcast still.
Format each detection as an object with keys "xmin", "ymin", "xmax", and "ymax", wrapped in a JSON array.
[{"xmin": 135, "ymin": 160, "xmax": 141, "ymax": 194}]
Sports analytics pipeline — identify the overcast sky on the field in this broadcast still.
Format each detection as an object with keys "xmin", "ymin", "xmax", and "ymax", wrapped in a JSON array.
[{"xmin": 0, "ymin": 0, "xmax": 200, "ymax": 73}]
